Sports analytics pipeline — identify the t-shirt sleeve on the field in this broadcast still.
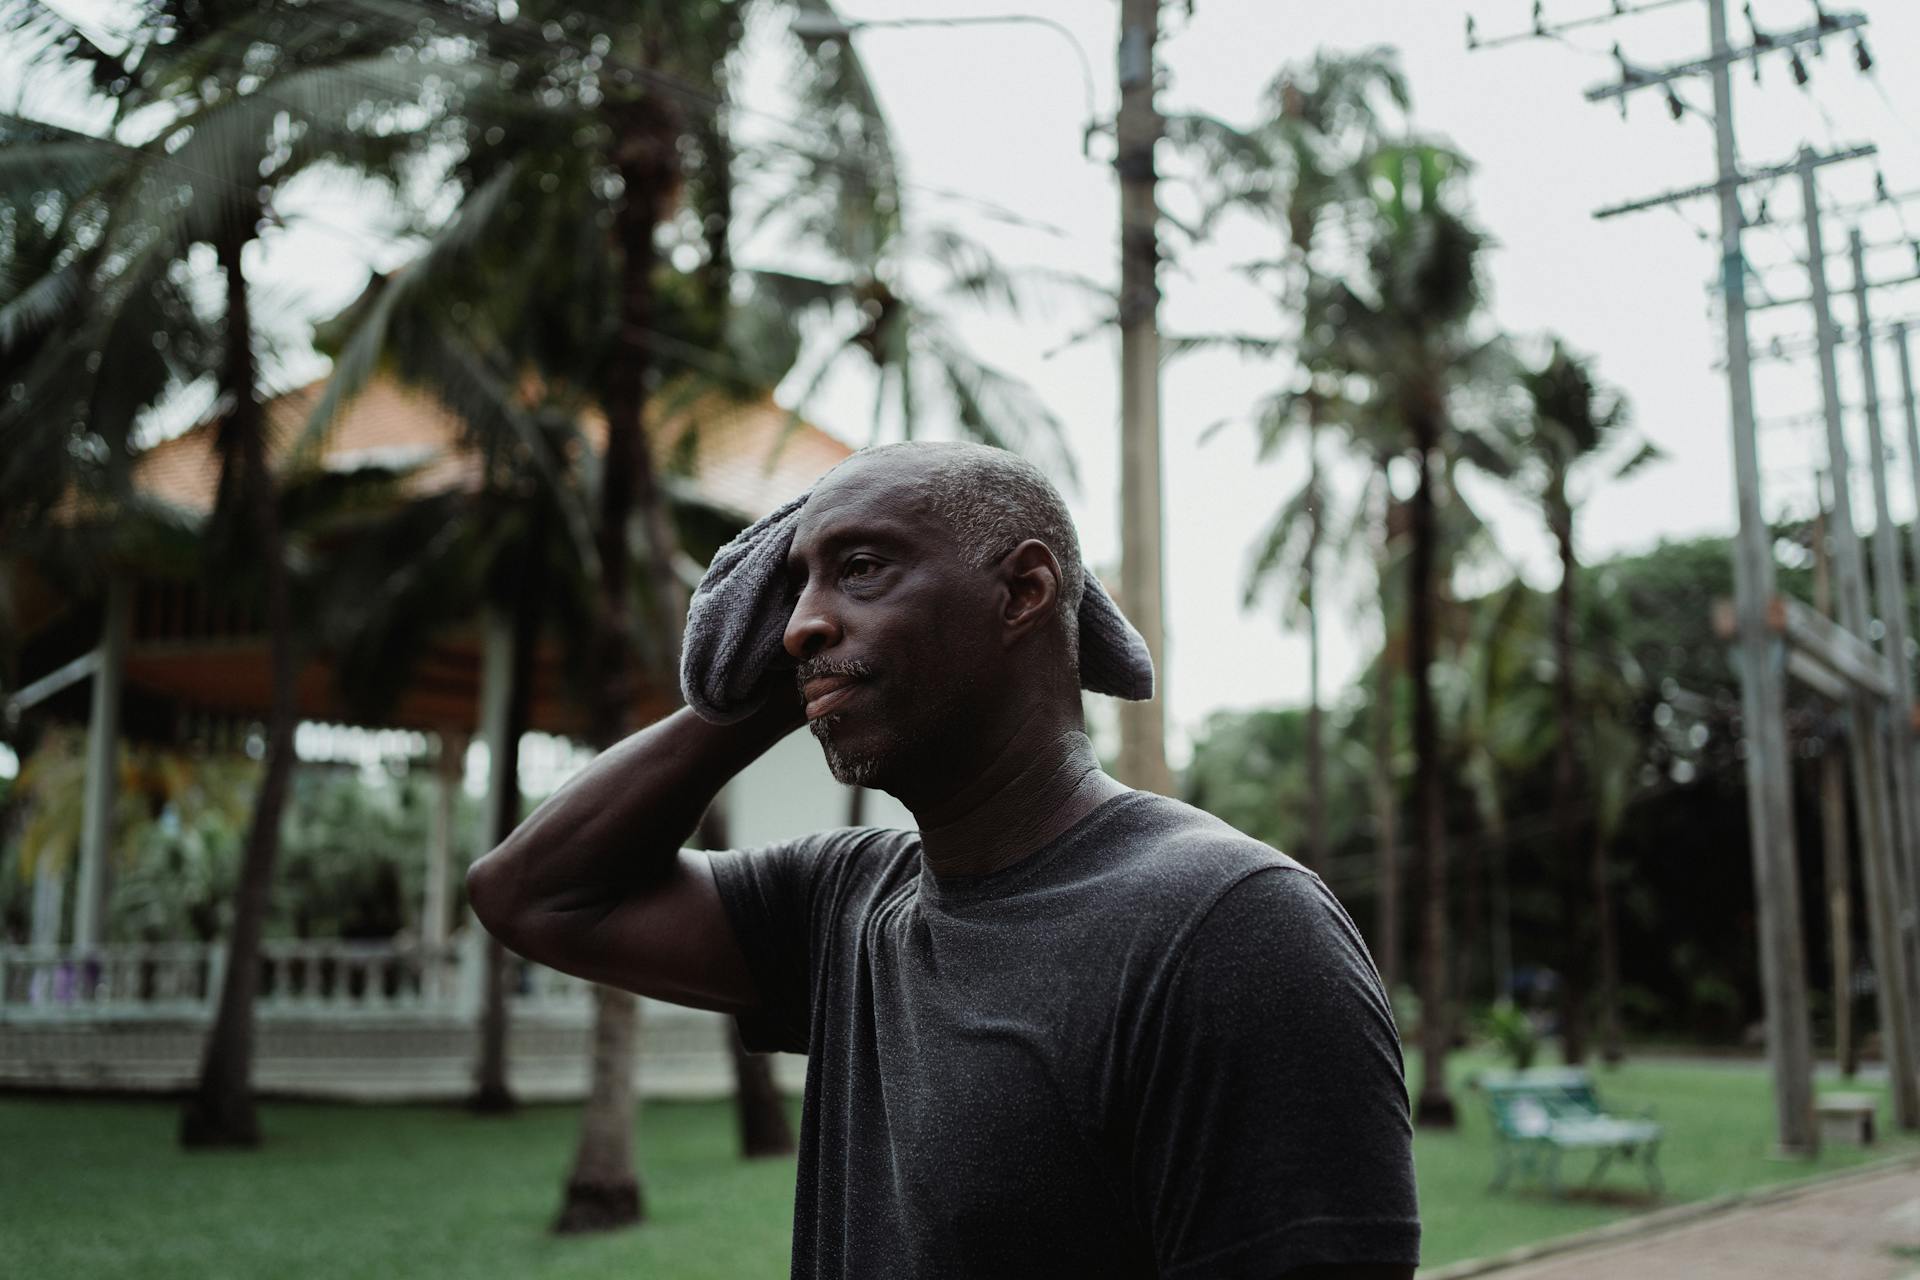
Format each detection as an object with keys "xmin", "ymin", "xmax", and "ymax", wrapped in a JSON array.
[
  {"xmin": 705, "ymin": 828, "xmax": 864, "ymax": 1055},
  {"xmin": 1131, "ymin": 866, "xmax": 1420, "ymax": 1278}
]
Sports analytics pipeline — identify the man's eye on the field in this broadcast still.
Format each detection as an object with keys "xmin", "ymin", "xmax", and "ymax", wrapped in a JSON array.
[{"xmin": 843, "ymin": 556, "xmax": 880, "ymax": 580}]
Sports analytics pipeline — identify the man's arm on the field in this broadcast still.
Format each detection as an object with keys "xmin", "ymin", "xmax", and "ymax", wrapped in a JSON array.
[
  {"xmin": 1135, "ymin": 867, "xmax": 1421, "ymax": 1277},
  {"xmin": 464, "ymin": 690, "xmax": 804, "ymax": 1014}
]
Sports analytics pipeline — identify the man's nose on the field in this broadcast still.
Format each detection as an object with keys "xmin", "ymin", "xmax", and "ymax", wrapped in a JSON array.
[{"xmin": 783, "ymin": 585, "xmax": 840, "ymax": 661}]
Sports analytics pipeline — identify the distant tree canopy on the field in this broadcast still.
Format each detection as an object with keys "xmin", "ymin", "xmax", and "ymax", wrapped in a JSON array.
[
  {"xmin": 1185, "ymin": 529, "xmax": 1854, "ymax": 1046},
  {"xmin": 0, "ymin": 745, "xmax": 478, "ymax": 947}
]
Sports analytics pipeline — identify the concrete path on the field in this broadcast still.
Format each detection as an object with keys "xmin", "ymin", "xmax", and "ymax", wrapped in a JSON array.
[{"xmin": 1461, "ymin": 1164, "xmax": 1920, "ymax": 1279}]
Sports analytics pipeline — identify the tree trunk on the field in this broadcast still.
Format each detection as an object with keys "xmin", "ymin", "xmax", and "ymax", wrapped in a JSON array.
[
  {"xmin": 1409, "ymin": 429, "xmax": 1455, "ymax": 1128},
  {"xmin": 1456, "ymin": 791, "xmax": 1485, "ymax": 1024},
  {"xmin": 1594, "ymin": 822, "xmax": 1624, "ymax": 1064},
  {"xmin": 1487, "ymin": 797, "xmax": 1514, "ymax": 1004},
  {"xmin": 556, "ymin": 983, "xmax": 642, "ymax": 1233},
  {"xmin": 726, "ymin": 1022, "xmax": 795, "ymax": 1157},
  {"xmin": 181, "ymin": 220, "xmax": 296, "ymax": 1150},
  {"xmin": 1303, "ymin": 416, "xmax": 1326, "ymax": 873},
  {"xmin": 696, "ymin": 805, "xmax": 796, "ymax": 1158},
  {"xmin": 473, "ymin": 533, "xmax": 544, "ymax": 1114},
  {"xmin": 1371, "ymin": 473, "xmax": 1402, "ymax": 997},
  {"xmin": 1550, "ymin": 487, "xmax": 1589, "ymax": 1067},
  {"xmin": 472, "ymin": 935, "xmax": 517, "ymax": 1112},
  {"xmin": 555, "ymin": 91, "xmax": 686, "ymax": 1237}
]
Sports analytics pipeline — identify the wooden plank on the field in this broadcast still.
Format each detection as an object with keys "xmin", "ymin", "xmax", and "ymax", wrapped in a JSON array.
[
  {"xmin": 1713, "ymin": 594, "xmax": 1891, "ymax": 700},
  {"xmin": 1782, "ymin": 597, "xmax": 1897, "ymax": 699},
  {"xmin": 1787, "ymin": 648, "xmax": 1851, "ymax": 702}
]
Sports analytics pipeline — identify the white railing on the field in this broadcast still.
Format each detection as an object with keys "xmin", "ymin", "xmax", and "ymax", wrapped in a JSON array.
[{"xmin": 0, "ymin": 936, "xmax": 593, "ymax": 1023}]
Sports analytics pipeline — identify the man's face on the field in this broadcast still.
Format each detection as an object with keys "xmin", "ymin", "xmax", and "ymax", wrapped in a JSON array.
[{"xmin": 782, "ymin": 457, "xmax": 1000, "ymax": 791}]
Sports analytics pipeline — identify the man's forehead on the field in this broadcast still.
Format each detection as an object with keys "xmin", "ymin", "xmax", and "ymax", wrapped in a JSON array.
[{"xmin": 792, "ymin": 456, "xmax": 942, "ymax": 547}]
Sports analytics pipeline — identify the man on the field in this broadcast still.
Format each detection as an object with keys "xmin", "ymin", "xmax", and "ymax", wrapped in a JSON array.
[{"xmin": 468, "ymin": 442, "xmax": 1419, "ymax": 1278}]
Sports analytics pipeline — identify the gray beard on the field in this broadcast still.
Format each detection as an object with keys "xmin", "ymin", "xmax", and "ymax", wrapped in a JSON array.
[{"xmin": 809, "ymin": 714, "xmax": 884, "ymax": 788}]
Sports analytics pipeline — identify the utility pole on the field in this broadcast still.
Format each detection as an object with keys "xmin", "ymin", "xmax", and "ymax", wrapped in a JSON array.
[
  {"xmin": 1852, "ymin": 238, "xmax": 1920, "ymax": 1079},
  {"xmin": 1567, "ymin": 1, "xmax": 1862, "ymax": 1156},
  {"xmin": 1898, "ymin": 324, "xmax": 1920, "ymax": 664},
  {"xmin": 1811, "ymin": 501, "xmax": 1858, "ymax": 1079},
  {"xmin": 1852, "ymin": 229, "xmax": 1920, "ymax": 974},
  {"xmin": 1804, "ymin": 165, "xmax": 1920, "ymax": 1129},
  {"xmin": 1475, "ymin": 0, "xmax": 1884, "ymax": 1152},
  {"xmin": 1115, "ymin": 0, "xmax": 1172, "ymax": 796},
  {"xmin": 1702, "ymin": 0, "xmax": 1815, "ymax": 1155}
]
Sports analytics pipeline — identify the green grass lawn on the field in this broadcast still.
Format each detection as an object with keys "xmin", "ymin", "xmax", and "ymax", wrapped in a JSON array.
[
  {"xmin": 1416, "ymin": 1052, "xmax": 1920, "ymax": 1267},
  {"xmin": 1, "ymin": 1094, "xmax": 801, "ymax": 1280},
  {"xmin": 3, "ymin": 1054, "xmax": 1914, "ymax": 1278}
]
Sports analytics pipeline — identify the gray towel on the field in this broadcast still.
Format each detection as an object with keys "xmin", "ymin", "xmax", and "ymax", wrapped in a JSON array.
[{"xmin": 680, "ymin": 486, "xmax": 1156, "ymax": 724}]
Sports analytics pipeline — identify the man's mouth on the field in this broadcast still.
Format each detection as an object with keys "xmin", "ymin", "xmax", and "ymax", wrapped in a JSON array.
[{"xmin": 801, "ymin": 673, "xmax": 865, "ymax": 721}]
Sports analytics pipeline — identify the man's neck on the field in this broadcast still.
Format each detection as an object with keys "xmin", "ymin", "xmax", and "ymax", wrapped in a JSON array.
[{"xmin": 901, "ymin": 716, "xmax": 1132, "ymax": 880}]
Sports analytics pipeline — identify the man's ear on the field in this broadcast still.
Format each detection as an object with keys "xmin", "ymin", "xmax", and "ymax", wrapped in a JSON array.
[{"xmin": 998, "ymin": 539, "xmax": 1062, "ymax": 644}]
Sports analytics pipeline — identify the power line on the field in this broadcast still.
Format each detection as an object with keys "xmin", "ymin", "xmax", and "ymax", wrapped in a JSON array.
[
  {"xmin": 1744, "ymin": 315, "xmax": 1920, "ymax": 365},
  {"xmin": 1584, "ymin": 9, "xmax": 1868, "ymax": 107},
  {"xmin": 1594, "ymin": 142, "xmax": 1875, "ymax": 220},
  {"xmin": 1465, "ymin": 0, "xmax": 1699, "ymax": 54}
]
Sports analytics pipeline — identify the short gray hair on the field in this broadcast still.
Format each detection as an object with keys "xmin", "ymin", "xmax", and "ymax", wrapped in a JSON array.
[{"xmin": 864, "ymin": 441, "xmax": 1086, "ymax": 665}]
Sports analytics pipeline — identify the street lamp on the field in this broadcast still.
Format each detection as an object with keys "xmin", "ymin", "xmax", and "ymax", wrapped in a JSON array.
[{"xmin": 789, "ymin": 12, "xmax": 1101, "ymax": 157}]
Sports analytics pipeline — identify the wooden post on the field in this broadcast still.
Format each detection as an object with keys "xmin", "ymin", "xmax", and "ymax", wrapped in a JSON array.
[
  {"xmin": 1851, "ymin": 229, "xmax": 1920, "ymax": 1051},
  {"xmin": 1708, "ymin": 15, "xmax": 1816, "ymax": 1155},
  {"xmin": 1813, "ymin": 504, "xmax": 1858, "ymax": 1078},
  {"xmin": 1896, "ymin": 322, "xmax": 1920, "ymax": 659},
  {"xmin": 72, "ymin": 577, "xmax": 129, "ymax": 951},
  {"xmin": 1803, "ymin": 156, "xmax": 1920, "ymax": 1128}
]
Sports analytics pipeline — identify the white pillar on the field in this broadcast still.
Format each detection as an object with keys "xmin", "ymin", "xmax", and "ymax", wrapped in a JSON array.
[
  {"xmin": 73, "ymin": 578, "xmax": 129, "ymax": 951},
  {"xmin": 423, "ymin": 730, "xmax": 465, "ymax": 950},
  {"xmin": 29, "ymin": 855, "xmax": 65, "ymax": 948},
  {"xmin": 479, "ymin": 610, "xmax": 515, "ymax": 849}
]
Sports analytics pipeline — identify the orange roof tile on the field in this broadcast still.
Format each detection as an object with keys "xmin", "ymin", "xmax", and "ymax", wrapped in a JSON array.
[{"xmin": 132, "ymin": 374, "xmax": 852, "ymax": 524}]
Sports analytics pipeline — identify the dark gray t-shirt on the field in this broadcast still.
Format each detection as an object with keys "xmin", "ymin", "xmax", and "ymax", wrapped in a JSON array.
[{"xmin": 708, "ymin": 789, "xmax": 1419, "ymax": 1279}]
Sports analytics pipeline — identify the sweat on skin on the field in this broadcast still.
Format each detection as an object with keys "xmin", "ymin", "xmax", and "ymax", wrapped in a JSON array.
[{"xmin": 468, "ymin": 442, "xmax": 1420, "ymax": 1279}]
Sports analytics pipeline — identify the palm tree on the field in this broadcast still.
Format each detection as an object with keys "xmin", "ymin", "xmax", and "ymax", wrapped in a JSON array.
[
  {"xmin": 2, "ymin": 0, "xmax": 443, "ymax": 1147},
  {"xmin": 306, "ymin": 0, "xmax": 868, "ymax": 1227},
  {"xmin": 1302, "ymin": 139, "xmax": 1507, "ymax": 1128},
  {"xmin": 752, "ymin": 24, "xmax": 1081, "ymax": 476},
  {"xmin": 1170, "ymin": 51, "xmax": 1407, "ymax": 874},
  {"xmin": 1515, "ymin": 340, "xmax": 1653, "ymax": 1064}
]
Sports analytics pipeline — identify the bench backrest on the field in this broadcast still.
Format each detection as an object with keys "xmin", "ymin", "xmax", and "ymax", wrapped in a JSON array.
[{"xmin": 1480, "ymin": 1068, "xmax": 1606, "ymax": 1137}]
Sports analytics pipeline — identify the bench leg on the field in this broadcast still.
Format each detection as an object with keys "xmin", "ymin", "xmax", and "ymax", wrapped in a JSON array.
[
  {"xmin": 1641, "ymin": 1142, "xmax": 1663, "ymax": 1197},
  {"xmin": 1491, "ymin": 1144, "xmax": 1512, "ymax": 1192},
  {"xmin": 1518, "ymin": 1144, "xmax": 1542, "ymax": 1187},
  {"xmin": 1546, "ymin": 1146, "xmax": 1566, "ymax": 1198},
  {"xmin": 1588, "ymin": 1149, "xmax": 1615, "ymax": 1188}
]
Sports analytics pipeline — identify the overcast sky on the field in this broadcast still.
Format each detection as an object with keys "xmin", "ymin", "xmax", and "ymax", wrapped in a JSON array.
[
  {"xmin": 764, "ymin": 0, "xmax": 1920, "ymax": 766},
  {"xmin": 18, "ymin": 0, "xmax": 1920, "ymax": 772}
]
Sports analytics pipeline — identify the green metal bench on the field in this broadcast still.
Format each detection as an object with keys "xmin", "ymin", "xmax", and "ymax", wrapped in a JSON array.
[{"xmin": 1477, "ymin": 1067, "xmax": 1663, "ymax": 1197}]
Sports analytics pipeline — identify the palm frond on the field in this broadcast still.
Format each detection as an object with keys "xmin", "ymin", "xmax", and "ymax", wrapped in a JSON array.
[
  {"xmin": 922, "ymin": 325, "xmax": 1077, "ymax": 489},
  {"xmin": 1162, "ymin": 331, "xmax": 1286, "ymax": 362},
  {"xmin": 1611, "ymin": 438, "xmax": 1664, "ymax": 482},
  {"xmin": 300, "ymin": 162, "xmax": 519, "ymax": 450}
]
